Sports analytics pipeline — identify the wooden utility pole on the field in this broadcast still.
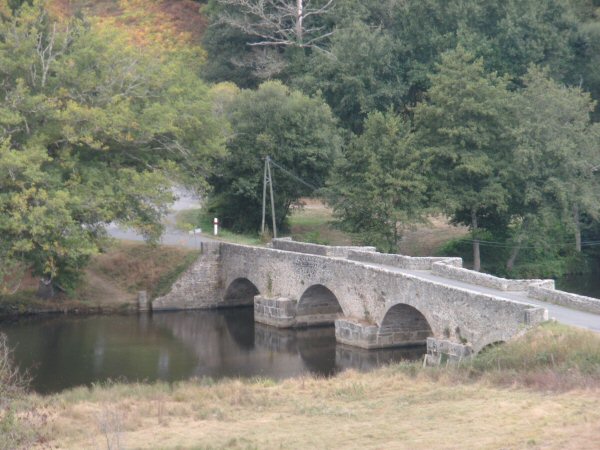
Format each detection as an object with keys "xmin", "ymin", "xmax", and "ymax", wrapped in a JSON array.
[{"xmin": 261, "ymin": 156, "xmax": 277, "ymax": 238}]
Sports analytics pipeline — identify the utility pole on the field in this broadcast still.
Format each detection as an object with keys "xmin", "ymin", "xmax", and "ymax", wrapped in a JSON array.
[{"xmin": 261, "ymin": 156, "xmax": 277, "ymax": 238}]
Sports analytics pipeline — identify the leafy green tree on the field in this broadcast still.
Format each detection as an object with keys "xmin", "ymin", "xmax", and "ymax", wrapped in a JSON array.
[
  {"xmin": 325, "ymin": 110, "xmax": 427, "ymax": 252},
  {"xmin": 512, "ymin": 67, "xmax": 600, "ymax": 257},
  {"xmin": 0, "ymin": 1, "xmax": 223, "ymax": 295},
  {"xmin": 413, "ymin": 47, "xmax": 517, "ymax": 271},
  {"xmin": 208, "ymin": 81, "xmax": 340, "ymax": 233},
  {"xmin": 293, "ymin": 20, "xmax": 405, "ymax": 133}
]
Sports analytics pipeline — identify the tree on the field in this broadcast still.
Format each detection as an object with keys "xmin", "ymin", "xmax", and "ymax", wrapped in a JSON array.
[
  {"xmin": 413, "ymin": 47, "xmax": 517, "ymax": 271},
  {"xmin": 325, "ymin": 110, "xmax": 427, "ymax": 252},
  {"xmin": 512, "ymin": 67, "xmax": 600, "ymax": 256},
  {"xmin": 202, "ymin": 0, "xmax": 334, "ymax": 83},
  {"xmin": 211, "ymin": 0, "xmax": 334, "ymax": 48},
  {"xmin": 293, "ymin": 20, "xmax": 405, "ymax": 133},
  {"xmin": 0, "ymin": 1, "xmax": 223, "ymax": 295},
  {"xmin": 208, "ymin": 80, "xmax": 340, "ymax": 233}
]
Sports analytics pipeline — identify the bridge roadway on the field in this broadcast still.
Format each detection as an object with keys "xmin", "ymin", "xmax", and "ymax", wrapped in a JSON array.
[{"xmin": 359, "ymin": 262, "xmax": 600, "ymax": 333}]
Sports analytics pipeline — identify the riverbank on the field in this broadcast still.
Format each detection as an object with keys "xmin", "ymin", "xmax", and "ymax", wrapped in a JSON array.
[
  {"xmin": 2, "ymin": 322, "xmax": 599, "ymax": 449},
  {"xmin": 0, "ymin": 242, "xmax": 199, "ymax": 318}
]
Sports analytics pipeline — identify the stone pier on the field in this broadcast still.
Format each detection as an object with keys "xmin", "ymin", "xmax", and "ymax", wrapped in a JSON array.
[{"xmin": 254, "ymin": 294, "xmax": 341, "ymax": 328}]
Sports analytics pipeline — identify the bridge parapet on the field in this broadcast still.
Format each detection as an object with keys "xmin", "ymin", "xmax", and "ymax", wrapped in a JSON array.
[
  {"xmin": 528, "ymin": 285, "xmax": 600, "ymax": 314},
  {"xmin": 271, "ymin": 238, "xmax": 376, "ymax": 258},
  {"xmin": 347, "ymin": 249, "xmax": 462, "ymax": 270},
  {"xmin": 431, "ymin": 261, "xmax": 555, "ymax": 292}
]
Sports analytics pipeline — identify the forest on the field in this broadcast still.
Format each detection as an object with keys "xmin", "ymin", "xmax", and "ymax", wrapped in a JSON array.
[{"xmin": 1, "ymin": 0, "xmax": 600, "ymax": 293}]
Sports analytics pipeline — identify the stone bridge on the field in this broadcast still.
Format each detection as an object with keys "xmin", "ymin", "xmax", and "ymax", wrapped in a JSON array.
[{"xmin": 153, "ymin": 238, "xmax": 600, "ymax": 362}]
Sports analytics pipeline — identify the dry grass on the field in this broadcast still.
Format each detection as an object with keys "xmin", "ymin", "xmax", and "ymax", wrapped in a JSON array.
[
  {"xmin": 12, "ymin": 324, "xmax": 600, "ymax": 449},
  {"xmin": 289, "ymin": 199, "xmax": 354, "ymax": 246},
  {"xmin": 87, "ymin": 241, "xmax": 199, "ymax": 300},
  {"xmin": 0, "ymin": 242, "xmax": 199, "ymax": 315},
  {"xmin": 289, "ymin": 200, "xmax": 468, "ymax": 253},
  {"xmin": 30, "ymin": 368, "xmax": 600, "ymax": 450},
  {"xmin": 398, "ymin": 216, "xmax": 468, "ymax": 256}
]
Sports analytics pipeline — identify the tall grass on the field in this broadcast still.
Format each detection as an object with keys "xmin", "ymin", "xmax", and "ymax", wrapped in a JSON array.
[
  {"xmin": 466, "ymin": 322, "xmax": 600, "ymax": 389},
  {"xmin": 0, "ymin": 333, "xmax": 42, "ymax": 449}
]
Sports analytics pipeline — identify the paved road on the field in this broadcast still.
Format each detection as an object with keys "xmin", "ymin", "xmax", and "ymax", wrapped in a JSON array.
[
  {"xmin": 108, "ymin": 189, "xmax": 599, "ymax": 332},
  {"xmin": 107, "ymin": 188, "xmax": 216, "ymax": 249},
  {"xmin": 361, "ymin": 262, "xmax": 600, "ymax": 333}
]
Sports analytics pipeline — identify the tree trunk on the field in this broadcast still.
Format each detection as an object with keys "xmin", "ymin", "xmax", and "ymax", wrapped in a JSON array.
[
  {"xmin": 573, "ymin": 204, "xmax": 582, "ymax": 252},
  {"xmin": 37, "ymin": 277, "xmax": 55, "ymax": 299},
  {"xmin": 471, "ymin": 209, "xmax": 481, "ymax": 272},
  {"xmin": 506, "ymin": 244, "xmax": 521, "ymax": 271},
  {"xmin": 296, "ymin": 0, "xmax": 303, "ymax": 43}
]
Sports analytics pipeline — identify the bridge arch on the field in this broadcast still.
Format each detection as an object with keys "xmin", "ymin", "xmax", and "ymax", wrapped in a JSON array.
[
  {"xmin": 474, "ymin": 330, "xmax": 510, "ymax": 354},
  {"xmin": 379, "ymin": 303, "xmax": 433, "ymax": 346},
  {"xmin": 224, "ymin": 278, "xmax": 260, "ymax": 306},
  {"xmin": 296, "ymin": 284, "xmax": 343, "ymax": 327},
  {"xmin": 478, "ymin": 341, "xmax": 505, "ymax": 354}
]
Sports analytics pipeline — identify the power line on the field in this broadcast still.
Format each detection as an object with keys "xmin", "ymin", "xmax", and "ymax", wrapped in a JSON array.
[
  {"xmin": 268, "ymin": 157, "xmax": 319, "ymax": 191},
  {"xmin": 262, "ymin": 157, "xmax": 600, "ymax": 250},
  {"xmin": 450, "ymin": 237, "xmax": 600, "ymax": 249}
]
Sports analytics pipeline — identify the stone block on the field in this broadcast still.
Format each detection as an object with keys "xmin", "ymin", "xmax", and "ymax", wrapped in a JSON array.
[
  {"xmin": 426, "ymin": 337, "xmax": 473, "ymax": 365},
  {"xmin": 254, "ymin": 295, "xmax": 298, "ymax": 328}
]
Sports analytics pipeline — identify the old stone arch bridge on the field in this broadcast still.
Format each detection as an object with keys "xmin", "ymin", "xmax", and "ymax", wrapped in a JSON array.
[{"xmin": 152, "ymin": 238, "xmax": 599, "ymax": 362}]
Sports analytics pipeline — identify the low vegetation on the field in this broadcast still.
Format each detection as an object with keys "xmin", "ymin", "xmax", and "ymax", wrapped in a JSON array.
[
  {"xmin": 0, "ymin": 333, "xmax": 42, "ymax": 449},
  {"xmin": 0, "ymin": 322, "xmax": 597, "ymax": 449},
  {"xmin": 0, "ymin": 242, "xmax": 199, "ymax": 316},
  {"xmin": 175, "ymin": 198, "xmax": 354, "ymax": 246}
]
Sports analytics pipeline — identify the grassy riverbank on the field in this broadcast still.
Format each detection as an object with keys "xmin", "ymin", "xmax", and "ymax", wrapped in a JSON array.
[
  {"xmin": 1, "ymin": 322, "xmax": 599, "ymax": 449},
  {"xmin": 0, "ymin": 242, "xmax": 199, "ymax": 317},
  {"xmin": 175, "ymin": 199, "xmax": 356, "ymax": 246},
  {"xmin": 175, "ymin": 199, "xmax": 469, "ymax": 252}
]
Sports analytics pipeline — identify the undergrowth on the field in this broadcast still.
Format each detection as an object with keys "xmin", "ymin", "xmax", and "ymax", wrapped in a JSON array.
[
  {"xmin": 0, "ymin": 333, "xmax": 44, "ymax": 449},
  {"xmin": 387, "ymin": 321, "xmax": 600, "ymax": 391}
]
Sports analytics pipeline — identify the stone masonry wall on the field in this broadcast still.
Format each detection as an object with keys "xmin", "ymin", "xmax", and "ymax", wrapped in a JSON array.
[
  {"xmin": 152, "ymin": 242, "xmax": 223, "ymax": 310},
  {"xmin": 431, "ymin": 262, "xmax": 555, "ymax": 291},
  {"xmin": 272, "ymin": 238, "xmax": 376, "ymax": 258},
  {"xmin": 219, "ymin": 243, "xmax": 547, "ymax": 353},
  {"xmin": 528, "ymin": 285, "xmax": 600, "ymax": 314},
  {"xmin": 348, "ymin": 250, "xmax": 462, "ymax": 270}
]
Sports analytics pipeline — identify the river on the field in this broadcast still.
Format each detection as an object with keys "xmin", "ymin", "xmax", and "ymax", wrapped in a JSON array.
[{"xmin": 0, "ymin": 308, "xmax": 423, "ymax": 394}]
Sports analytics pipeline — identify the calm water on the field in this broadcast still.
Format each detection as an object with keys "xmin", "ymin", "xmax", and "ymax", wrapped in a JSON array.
[
  {"xmin": 0, "ymin": 308, "xmax": 423, "ymax": 394},
  {"xmin": 556, "ymin": 271, "xmax": 600, "ymax": 299}
]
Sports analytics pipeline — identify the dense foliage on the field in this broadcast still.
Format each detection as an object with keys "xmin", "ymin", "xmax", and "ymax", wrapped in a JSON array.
[
  {"xmin": 0, "ymin": 1, "xmax": 222, "ymax": 294},
  {"xmin": 204, "ymin": 0, "xmax": 600, "ymax": 276},
  {"xmin": 207, "ymin": 81, "xmax": 340, "ymax": 233},
  {"xmin": 3, "ymin": 0, "xmax": 600, "ymax": 292}
]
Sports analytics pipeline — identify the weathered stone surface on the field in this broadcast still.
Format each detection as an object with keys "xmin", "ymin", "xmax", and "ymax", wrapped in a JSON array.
[
  {"xmin": 335, "ymin": 319, "xmax": 379, "ymax": 349},
  {"xmin": 255, "ymin": 294, "xmax": 342, "ymax": 328},
  {"xmin": 528, "ymin": 285, "xmax": 600, "ymax": 314},
  {"xmin": 254, "ymin": 295, "xmax": 298, "ymax": 328},
  {"xmin": 349, "ymin": 250, "xmax": 462, "ymax": 270},
  {"xmin": 137, "ymin": 290, "xmax": 150, "ymax": 311},
  {"xmin": 272, "ymin": 238, "xmax": 376, "ymax": 258},
  {"xmin": 155, "ymin": 238, "xmax": 556, "ymax": 359},
  {"xmin": 219, "ymin": 243, "xmax": 547, "ymax": 353},
  {"xmin": 335, "ymin": 318, "xmax": 430, "ymax": 349},
  {"xmin": 152, "ymin": 242, "xmax": 223, "ymax": 310},
  {"xmin": 431, "ymin": 262, "xmax": 554, "ymax": 291},
  {"xmin": 426, "ymin": 337, "xmax": 474, "ymax": 365}
]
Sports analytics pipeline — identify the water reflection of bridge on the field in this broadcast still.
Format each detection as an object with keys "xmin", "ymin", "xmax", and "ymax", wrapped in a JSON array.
[{"xmin": 151, "ymin": 309, "xmax": 424, "ymax": 379}]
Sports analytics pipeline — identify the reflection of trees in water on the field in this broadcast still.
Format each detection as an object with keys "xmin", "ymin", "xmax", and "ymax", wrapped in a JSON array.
[
  {"xmin": 222, "ymin": 307, "xmax": 255, "ymax": 350},
  {"xmin": 153, "ymin": 310, "xmax": 425, "ymax": 379},
  {"xmin": 2, "ymin": 315, "xmax": 197, "ymax": 393},
  {"xmin": 296, "ymin": 327, "xmax": 337, "ymax": 375},
  {"xmin": 335, "ymin": 344, "xmax": 425, "ymax": 372}
]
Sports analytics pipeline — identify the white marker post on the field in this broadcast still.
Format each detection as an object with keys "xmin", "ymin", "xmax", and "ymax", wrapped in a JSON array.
[{"xmin": 213, "ymin": 218, "xmax": 219, "ymax": 236}]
